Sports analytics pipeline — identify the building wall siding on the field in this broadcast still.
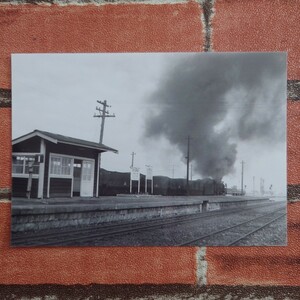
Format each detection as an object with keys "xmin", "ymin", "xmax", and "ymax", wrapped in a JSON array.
[
  {"xmin": 49, "ymin": 178, "xmax": 72, "ymax": 198},
  {"xmin": 13, "ymin": 136, "xmax": 41, "ymax": 153},
  {"xmin": 12, "ymin": 177, "xmax": 38, "ymax": 199}
]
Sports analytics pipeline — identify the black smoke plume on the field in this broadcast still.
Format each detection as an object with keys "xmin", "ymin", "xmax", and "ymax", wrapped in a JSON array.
[{"xmin": 144, "ymin": 53, "xmax": 286, "ymax": 180}]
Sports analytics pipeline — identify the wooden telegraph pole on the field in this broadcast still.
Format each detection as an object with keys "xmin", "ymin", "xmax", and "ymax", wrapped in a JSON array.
[
  {"xmin": 186, "ymin": 136, "xmax": 190, "ymax": 196},
  {"xmin": 94, "ymin": 100, "xmax": 115, "ymax": 144},
  {"xmin": 94, "ymin": 100, "xmax": 115, "ymax": 197},
  {"xmin": 241, "ymin": 160, "xmax": 245, "ymax": 195}
]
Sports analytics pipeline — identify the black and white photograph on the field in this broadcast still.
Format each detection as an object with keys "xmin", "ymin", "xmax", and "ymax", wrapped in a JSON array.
[{"xmin": 11, "ymin": 52, "xmax": 287, "ymax": 247}]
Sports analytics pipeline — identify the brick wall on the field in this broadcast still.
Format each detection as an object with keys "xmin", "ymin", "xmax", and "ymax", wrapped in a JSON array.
[{"xmin": 0, "ymin": 0, "xmax": 299, "ymax": 298}]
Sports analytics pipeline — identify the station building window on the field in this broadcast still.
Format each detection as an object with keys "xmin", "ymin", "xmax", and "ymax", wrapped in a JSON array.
[
  {"xmin": 50, "ymin": 155, "xmax": 72, "ymax": 177},
  {"xmin": 12, "ymin": 155, "xmax": 39, "ymax": 175}
]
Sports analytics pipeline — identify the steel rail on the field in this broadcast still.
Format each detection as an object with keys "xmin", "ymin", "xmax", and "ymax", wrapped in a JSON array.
[
  {"xmin": 12, "ymin": 201, "xmax": 285, "ymax": 246},
  {"xmin": 227, "ymin": 212, "xmax": 286, "ymax": 246},
  {"xmin": 178, "ymin": 207, "xmax": 286, "ymax": 246}
]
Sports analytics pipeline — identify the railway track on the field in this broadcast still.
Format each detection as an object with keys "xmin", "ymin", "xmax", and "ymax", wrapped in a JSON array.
[
  {"xmin": 12, "ymin": 201, "xmax": 285, "ymax": 246},
  {"xmin": 178, "ymin": 206, "xmax": 286, "ymax": 246}
]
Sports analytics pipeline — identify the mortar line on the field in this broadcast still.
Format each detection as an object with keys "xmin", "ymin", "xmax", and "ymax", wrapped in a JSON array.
[
  {"xmin": 287, "ymin": 184, "xmax": 300, "ymax": 202},
  {"xmin": 199, "ymin": 0, "xmax": 214, "ymax": 52},
  {"xmin": 0, "ymin": 0, "xmax": 190, "ymax": 6},
  {"xmin": 196, "ymin": 246, "xmax": 207, "ymax": 285},
  {"xmin": 2, "ymin": 79, "xmax": 300, "ymax": 108},
  {"xmin": 0, "ymin": 187, "xmax": 11, "ymax": 202},
  {"xmin": 0, "ymin": 88, "xmax": 11, "ymax": 108}
]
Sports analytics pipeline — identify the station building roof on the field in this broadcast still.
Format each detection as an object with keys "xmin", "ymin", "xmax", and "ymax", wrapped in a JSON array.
[{"xmin": 12, "ymin": 129, "xmax": 118, "ymax": 153}]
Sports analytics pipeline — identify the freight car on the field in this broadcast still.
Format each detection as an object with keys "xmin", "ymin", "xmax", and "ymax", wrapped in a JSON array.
[
  {"xmin": 226, "ymin": 187, "xmax": 245, "ymax": 196},
  {"xmin": 99, "ymin": 169, "xmax": 226, "ymax": 196}
]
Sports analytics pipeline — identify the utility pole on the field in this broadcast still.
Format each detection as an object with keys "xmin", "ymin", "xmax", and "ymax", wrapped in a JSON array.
[
  {"xmin": 145, "ymin": 165, "xmax": 153, "ymax": 194},
  {"xmin": 93, "ymin": 100, "xmax": 115, "ymax": 197},
  {"xmin": 130, "ymin": 152, "xmax": 136, "ymax": 194},
  {"xmin": 130, "ymin": 152, "xmax": 136, "ymax": 169},
  {"xmin": 260, "ymin": 178, "xmax": 265, "ymax": 195},
  {"xmin": 253, "ymin": 176, "xmax": 255, "ymax": 195},
  {"xmin": 186, "ymin": 136, "xmax": 190, "ymax": 196},
  {"xmin": 241, "ymin": 160, "xmax": 245, "ymax": 195},
  {"xmin": 94, "ymin": 100, "xmax": 115, "ymax": 144}
]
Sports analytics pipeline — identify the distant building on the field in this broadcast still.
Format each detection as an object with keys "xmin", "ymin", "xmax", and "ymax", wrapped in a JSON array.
[{"xmin": 12, "ymin": 130, "xmax": 118, "ymax": 198}]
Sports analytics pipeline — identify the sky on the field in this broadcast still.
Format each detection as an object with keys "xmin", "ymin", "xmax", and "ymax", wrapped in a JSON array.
[{"xmin": 12, "ymin": 52, "xmax": 287, "ymax": 195}]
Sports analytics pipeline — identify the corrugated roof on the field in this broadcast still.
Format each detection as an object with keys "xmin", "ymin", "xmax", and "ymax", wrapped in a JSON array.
[{"xmin": 13, "ymin": 130, "xmax": 118, "ymax": 153}]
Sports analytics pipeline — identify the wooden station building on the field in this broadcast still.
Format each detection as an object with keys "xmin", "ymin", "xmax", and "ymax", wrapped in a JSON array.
[{"xmin": 12, "ymin": 130, "xmax": 118, "ymax": 198}]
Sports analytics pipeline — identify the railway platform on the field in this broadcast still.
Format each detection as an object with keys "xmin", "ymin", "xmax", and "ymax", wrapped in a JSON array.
[
  {"xmin": 11, "ymin": 198, "xmax": 286, "ymax": 247},
  {"xmin": 11, "ymin": 195, "xmax": 272, "ymax": 233},
  {"xmin": 12, "ymin": 194, "xmax": 270, "ymax": 208}
]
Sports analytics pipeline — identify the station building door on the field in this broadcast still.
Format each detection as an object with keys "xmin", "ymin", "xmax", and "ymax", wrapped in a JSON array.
[{"xmin": 73, "ymin": 159, "xmax": 94, "ymax": 197}]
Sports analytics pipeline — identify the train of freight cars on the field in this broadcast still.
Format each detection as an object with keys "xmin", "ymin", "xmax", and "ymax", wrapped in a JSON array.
[{"xmin": 99, "ymin": 169, "xmax": 226, "ymax": 196}]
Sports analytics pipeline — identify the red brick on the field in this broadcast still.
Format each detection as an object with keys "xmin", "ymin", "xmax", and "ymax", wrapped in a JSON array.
[
  {"xmin": 206, "ymin": 201, "xmax": 300, "ymax": 286},
  {"xmin": 213, "ymin": 0, "xmax": 300, "ymax": 79},
  {"xmin": 0, "ymin": 202, "xmax": 197, "ymax": 284},
  {"xmin": 288, "ymin": 101, "xmax": 300, "ymax": 185},
  {"xmin": 0, "ymin": 3, "xmax": 202, "ymax": 88},
  {"xmin": 0, "ymin": 108, "xmax": 11, "ymax": 188}
]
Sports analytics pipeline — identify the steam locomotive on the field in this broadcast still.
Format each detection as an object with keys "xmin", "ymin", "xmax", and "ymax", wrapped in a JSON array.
[
  {"xmin": 99, "ymin": 169, "xmax": 226, "ymax": 196},
  {"xmin": 226, "ymin": 187, "xmax": 245, "ymax": 196}
]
